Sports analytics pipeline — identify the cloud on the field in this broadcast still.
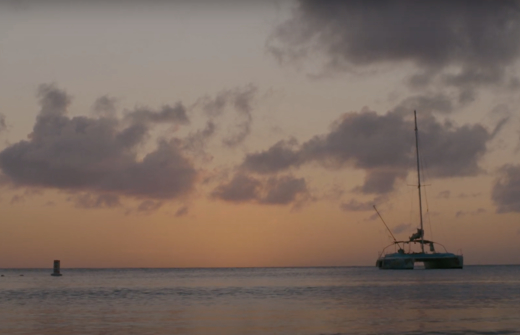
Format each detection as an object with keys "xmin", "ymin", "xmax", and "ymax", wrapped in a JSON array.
[
  {"xmin": 211, "ymin": 173, "xmax": 261, "ymax": 203},
  {"xmin": 69, "ymin": 193, "xmax": 121, "ymax": 209},
  {"xmin": 222, "ymin": 85, "xmax": 257, "ymax": 147},
  {"xmin": 340, "ymin": 199, "xmax": 373, "ymax": 211},
  {"xmin": 474, "ymin": 208, "xmax": 487, "ymax": 214},
  {"xmin": 420, "ymin": 118, "xmax": 491, "ymax": 178},
  {"xmin": 492, "ymin": 164, "xmax": 520, "ymax": 213},
  {"xmin": 322, "ymin": 184, "xmax": 346, "ymax": 201},
  {"xmin": 0, "ymin": 114, "xmax": 6, "ymax": 133},
  {"xmin": 455, "ymin": 210, "xmax": 466, "ymax": 218},
  {"xmin": 92, "ymin": 95, "xmax": 118, "ymax": 118},
  {"xmin": 392, "ymin": 223, "xmax": 412, "ymax": 234},
  {"xmin": 175, "ymin": 206, "xmax": 189, "ymax": 217},
  {"xmin": 353, "ymin": 169, "xmax": 407, "ymax": 194},
  {"xmin": 196, "ymin": 84, "xmax": 258, "ymax": 147},
  {"xmin": 37, "ymin": 83, "xmax": 71, "ymax": 117},
  {"xmin": 455, "ymin": 207, "xmax": 487, "ymax": 217},
  {"xmin": 8, "ymin": 188, "xmax": 44, "ymax": 205},
  {"xmin": 182, "ymin": 121, "xmax": 216, "ymax": 160},
  {"xmin": 458, "ymin": 192, "xmax": 481, "ymax": 199},
  {"xmin": 261, "ymin": 175, "xmax": 308, "ymax": 205},
  {"xmin": 391, "ymin": 93, "xmax": 454, "ymax": 116},
  {"xmin": 211, "ymin": 173, "xmax": 309, "ymax": 206},
  {"xmin": 0, "ymin": 84, "xmax": 198, "ymax": 205},
  {"xmin": 10, "ymin": 194, "xmax": 24, "ymax": 205},
  {"xmin": 124, "ymin": 103, "xmax": 190, "ymax": 127},
  {"xmin": 241, "ymin": 138, "xmax": 302, "ymax": 174},
  {"xmin": 268, "ymin": 0, "xmax": 520, "ymax": 92},
  {"xmin": 137, "ymin": 200, "xmax": 163, "ymax": 213},
  {"xmin": 238, "ymin": 109, "xmax": 494, "ymax": 194}
]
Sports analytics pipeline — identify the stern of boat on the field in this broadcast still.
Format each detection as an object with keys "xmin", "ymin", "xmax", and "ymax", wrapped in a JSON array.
[
  {"xmin": 423, "ymin": 254, "xmax": 463, "ymax": 269},
  {"xmin": 377, "ymin": 256, "xmax": 414, "ymax": 270}
]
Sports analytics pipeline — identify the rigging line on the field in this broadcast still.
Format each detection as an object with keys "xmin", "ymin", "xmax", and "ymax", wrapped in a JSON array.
[{"xmin": 373, "ymin": 205, "xmax": 397, "ymax": 243}]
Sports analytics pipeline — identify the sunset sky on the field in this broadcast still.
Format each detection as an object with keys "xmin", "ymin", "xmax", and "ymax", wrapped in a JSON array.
[{"xmin": 1, "ymin": 0, "xmax": 520, "ymax": 268}]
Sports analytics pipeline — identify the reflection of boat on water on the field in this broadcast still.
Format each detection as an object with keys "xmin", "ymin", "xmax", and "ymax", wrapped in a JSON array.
[{"xmin": 375, "ymin": 111, "xmax": 463, "ymax": 270}]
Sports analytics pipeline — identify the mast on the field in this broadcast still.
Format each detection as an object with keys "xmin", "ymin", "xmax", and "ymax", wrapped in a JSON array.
[{"xmin": 414, "ymin": 110, "xmax": 425, "ymax": 253}]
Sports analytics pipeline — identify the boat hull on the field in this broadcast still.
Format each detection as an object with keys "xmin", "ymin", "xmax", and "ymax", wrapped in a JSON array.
[
  {"xmin": 422, "ymin": 255, "xmax": 463, "ymax": 269},
  {"xmin": 377, "ymin": 253, "xmax": 463, "ymax": 270},
  {"xmin": 377, "ymin": 255, "xmax": 414, "ymax": 269}
]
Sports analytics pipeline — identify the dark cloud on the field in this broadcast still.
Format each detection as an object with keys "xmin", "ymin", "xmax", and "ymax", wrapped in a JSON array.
[
  {"xmin": 212, "ymin": 173, "xmax": 309, "ymax": 206},
  {"xmin": 418, "ymin": 117, "xmax": 490, "ymax": 177},
  {"xmin": 8, "ymin": 188, "xmax": 44, "ymax": 205},
  {"xmin": 492, "ymin": 164, "xmax": 520, "ymax": 213},
  {"xmin": 92, "ymin": 95, "xmax": 118, "ymax": 118},
  {"xmin": 269, "ymin": 0, "xmax": 520, "ymax": 91},
  {"xmin": 0, "ymin": 85, "xmax": 198, "ymax": 204},
  {"xmin": 37, "ymin": 83, "xmax": 71, "ymax": 117},
  {"xmin": 239, "ymin": 109, "xmax": 494, "ymax": 194},
  {"xmin": 211, "ymin": 173, "xmax": 261, "ymax": 203},
  {"xmin": 125, "ymin": 103, "xmax": 189, "ymax": 127},
  {"xmin": 300, "ymin": 110, "xmax": 413, "ymax": 171},
  {"xmin": 241, "ymin": 138, "xmax": 301, "ymax": 174},
  {"xmin": 69, "ymin": 193, "xmax": 121, "ymax": 209},
  {"xmin": 261, "ymin": 175, "xmax": 307, "ymax": 205},
  {"xmin": 137, "ymin": 200, "xmax": 163, "ymax": 213},
  {"xmin": 0, "ymin": 114, "xmax": 6, "ymax": 132},
  {"xmin": 353, "ymin": 169, "xmax": 406, "ymax": 194},
  {"xmin": 175, "ymin": 206, "xmax": 189, "ymax": 217}
]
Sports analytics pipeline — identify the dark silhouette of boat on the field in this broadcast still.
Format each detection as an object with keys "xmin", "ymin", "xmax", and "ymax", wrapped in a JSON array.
[{"xmin": 376, "ymin": 111, "xmax": 463, "ymax": 270}]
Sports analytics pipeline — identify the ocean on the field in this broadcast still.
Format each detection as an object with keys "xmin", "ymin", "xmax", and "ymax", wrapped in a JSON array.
[{"xmin": 1, "ymin": 266, "xmax": 519, "ymax": 335}]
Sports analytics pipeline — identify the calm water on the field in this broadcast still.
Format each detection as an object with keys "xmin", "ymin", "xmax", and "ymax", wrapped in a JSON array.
[{"xmin": 1, "ymin": 266, "xmax": 519, "ymax": 335}]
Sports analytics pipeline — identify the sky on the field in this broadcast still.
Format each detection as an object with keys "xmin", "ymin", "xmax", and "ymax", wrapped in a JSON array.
[{"xmin": 1, "ymin": 0, "xmax": 520, "ymax": 268}]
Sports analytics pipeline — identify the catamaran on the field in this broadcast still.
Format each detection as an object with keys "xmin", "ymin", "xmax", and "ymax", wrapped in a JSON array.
[{"xmin": 375, "ymin": 111, "xmax": 463, "ymax": 270}]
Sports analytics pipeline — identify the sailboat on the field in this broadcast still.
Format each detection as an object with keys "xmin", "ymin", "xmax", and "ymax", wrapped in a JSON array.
[{"xmin": 375, "ymin": 111, "xmax": 463, "ymax": 270}]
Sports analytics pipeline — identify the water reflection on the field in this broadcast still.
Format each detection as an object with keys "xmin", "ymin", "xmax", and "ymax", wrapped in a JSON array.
[{"xmin": 0, "ymin": 266, "xmax": 519, "ymax": 334}]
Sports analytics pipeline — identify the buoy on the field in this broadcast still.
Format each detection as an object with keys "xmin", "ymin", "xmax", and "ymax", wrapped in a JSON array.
[{"xmin": 51, "ymin": 260, "xmax": 62, "ymax": 276}]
